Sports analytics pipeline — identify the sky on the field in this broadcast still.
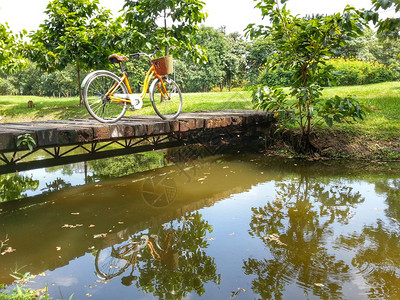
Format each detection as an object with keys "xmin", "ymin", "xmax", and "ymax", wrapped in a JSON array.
[{"xmin": 0, "ymin": 0, "xmax": 385, "ymax": 34}]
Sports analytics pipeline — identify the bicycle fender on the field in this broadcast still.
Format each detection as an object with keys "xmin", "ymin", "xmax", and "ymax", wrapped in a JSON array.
[{"xmin": 81, "ymin": 70, "xmax": 118, "ymax": 89}]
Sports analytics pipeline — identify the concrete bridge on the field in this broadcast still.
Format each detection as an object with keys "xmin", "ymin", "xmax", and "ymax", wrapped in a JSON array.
[{"xmin": 0, "ymin": 110, "xmax": 275, "ymax": 174}]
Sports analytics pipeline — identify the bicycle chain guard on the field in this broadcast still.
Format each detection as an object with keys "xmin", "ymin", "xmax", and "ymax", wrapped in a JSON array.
[{"xmin": 129, "ymin": 94, "xmax": 143, "ymax": 110}]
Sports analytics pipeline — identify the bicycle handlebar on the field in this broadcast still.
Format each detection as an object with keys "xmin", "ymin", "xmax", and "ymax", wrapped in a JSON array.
[{"xmin": 130, "ymin": 46, "xmax": 161, "ymax": 61}]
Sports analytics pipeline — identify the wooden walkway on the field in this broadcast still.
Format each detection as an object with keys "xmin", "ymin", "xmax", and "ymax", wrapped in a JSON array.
[{"xmin": 0, "ymin": 110, "xmax": 274, "ymax": 173}]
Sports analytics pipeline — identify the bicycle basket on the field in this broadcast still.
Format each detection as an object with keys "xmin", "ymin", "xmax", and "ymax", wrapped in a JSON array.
[{"xmin": 151, "ymin": 55, "xmax": 173, "ymax": 75}]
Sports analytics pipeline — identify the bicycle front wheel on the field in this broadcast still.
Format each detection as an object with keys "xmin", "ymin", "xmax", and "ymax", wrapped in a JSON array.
[
  {"xmin": 83, "ymin": 71, "xmax": 128, "ymax": 123},
  {"xmin": 95, "ymin": 246, "xmax": 131, "ymax": 280},
  {"xmin": 149, "ymin": 77, "xmax": 182, "ymax": 120}
]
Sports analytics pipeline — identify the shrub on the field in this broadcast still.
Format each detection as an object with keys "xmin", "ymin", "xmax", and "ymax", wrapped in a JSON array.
[
  {"xmin": 328, "ymin": 58, "xmax": 399, "ymax": 85},
  {"xmin": 0, "ymin": 78, "xmax": 18, "ymax": 95},
  {"xmin": 257, "ymin": 65, "xmax": 295, "ymax": 87}
]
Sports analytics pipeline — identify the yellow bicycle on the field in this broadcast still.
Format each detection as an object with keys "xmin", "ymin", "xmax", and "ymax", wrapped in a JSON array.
[{"xmin": 81, "ymin": 46, "xmax": 183, "ymax": 123}]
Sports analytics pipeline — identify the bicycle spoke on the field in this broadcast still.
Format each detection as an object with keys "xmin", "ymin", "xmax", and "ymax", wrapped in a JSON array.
[
  {"xmin": 150, "ymin": 78, "xmax": 182, "ymax": 120},
  {"xmin": 83, "ymin": 72, "xmax": 128, "ymax": 122}
]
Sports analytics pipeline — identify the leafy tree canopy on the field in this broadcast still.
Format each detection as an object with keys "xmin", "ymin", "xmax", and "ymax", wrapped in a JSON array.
[
  {"xmin": 27, "ymin": 0, "xmax": 121, "ymax": 103},
  {"xmin": 123, "ymin": 0, "xmax": 208, "ymax": 60},
  {"xmin": 0, "ymin": 23, "xmax": 26, "ymax": 73},
  {"xmin": 363, "ymin": 0, "xmax": 400, "ymax": 37},
  {"xmin": 246, "ymin": 0, "xmax": 366, "ymax": 152}
]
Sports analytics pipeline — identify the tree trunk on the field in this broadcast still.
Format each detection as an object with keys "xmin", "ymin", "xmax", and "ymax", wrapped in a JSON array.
[
  {"xmin": 164, "ymin": 9, "xmax": 168, "ymax": 57},
  {"xmin": 76, "ymin": 62, "xmax": 82, "ymax": 105},
  {"xmin": 281, "ymin": 130, "xmax": 318, "ymax": 155}
]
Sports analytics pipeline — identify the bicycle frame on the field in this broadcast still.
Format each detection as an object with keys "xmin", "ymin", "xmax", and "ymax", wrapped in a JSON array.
[{"xmin": 107, "ymin": 65, "xmax": 170, "ymax": 103}]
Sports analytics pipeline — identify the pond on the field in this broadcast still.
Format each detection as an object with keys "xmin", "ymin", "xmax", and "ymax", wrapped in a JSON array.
[{"xmin": 0, "ymin": 148, "xmax": 400, "ymax": 299}]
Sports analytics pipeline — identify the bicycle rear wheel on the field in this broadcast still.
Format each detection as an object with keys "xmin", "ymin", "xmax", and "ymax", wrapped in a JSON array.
[
  {"xmin": 83, "ymin": 71, "xmax": 128, "ymax": 123},
  {"xmin": 149, "ymin": 77, "xmax": 182, "ymax": 120}
]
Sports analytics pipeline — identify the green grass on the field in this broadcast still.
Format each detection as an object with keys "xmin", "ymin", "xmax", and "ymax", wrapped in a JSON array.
[
  {"xmin": 321, "ymin": 82, "xmax": 400, "ymax": 139},
  {"xmin": 0, "ymin": 82, "xmax": 399, "ymax": 141},
  {"xmin": 0, "ymin": 90, "xmax": 253, "ymax": 122}
]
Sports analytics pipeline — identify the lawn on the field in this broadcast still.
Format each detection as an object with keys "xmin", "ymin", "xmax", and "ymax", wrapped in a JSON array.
[
  {"xmin": 0, "ymin": 90, "xmax": 254, "ymax": 123},
  {"xmin": 0, "ymin": 81, "xmax": 399, "ymax": 140}
]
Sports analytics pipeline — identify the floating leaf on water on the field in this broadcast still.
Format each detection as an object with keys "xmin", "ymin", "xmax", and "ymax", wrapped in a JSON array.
[
  {"xmin": 118, "ymin": 222, "xmax": 124, "ymax": 225},
  {"xmin": 95, "ymin": 280, "xmax": 110, "ymax": 284},
  {"xmin": 93, "ymin": 233, "xmax": 107, "ymax": 239},
  {"xmin": 34, "ymin": 288, "xmax": 47, "ymax": 297},
  {"xmin": 56, "ymin": 247, "xmax": 61, "ymax": 251},
  {"xmin": 314, "ymin": 283, "xmax": 325, "ymax": 287},
  {"xmin": 1, "ymin": 247, "xmax": 16, "ymax": 255},
  {"xmin": 109, "ymin": 265, "xmax": 120, "ymax": 269},
  {"xmin": 231, "ymin": 291, "xmax": 240, "ymax": 298},
  {"xmin": 62, "ymin": 224, "xmax": 83, "ymax": 229},
  {"xmin": 230, "ymin": 287, "xmax": 246, "ymax": 298},
  {"xmin": 198, "ymin": 177, "xmax": 206, "ymax": 181},
  {"xmin": 71, "ymin": 212, "xmax": 80, "ymax": 215},
  {"xmin": 89, "ymin": 224, "xmax": 95, "ymax": 228}
]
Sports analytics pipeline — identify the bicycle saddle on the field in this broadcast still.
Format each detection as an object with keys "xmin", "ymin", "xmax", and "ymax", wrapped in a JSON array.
[{"xmin": 108, "ymin": 54, "xmax": 127, "ymax": 64}]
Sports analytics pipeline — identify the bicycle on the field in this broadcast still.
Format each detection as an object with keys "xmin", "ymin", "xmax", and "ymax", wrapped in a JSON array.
[
  {"xmin": 95, "ymin": 234, "xmax": 170, "ymax": 280},
  {"xmin": 95, "ymin": 226, "xmax": 180, "ymax": 280},
  {"xmin": 81, "ymin": 46, "xmax": 183, "ymax": 123}
]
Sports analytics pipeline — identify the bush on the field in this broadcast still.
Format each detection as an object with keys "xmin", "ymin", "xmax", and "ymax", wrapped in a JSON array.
[
  {"xmin": 257, "ymin": 65, "xmax": 295, "ymax": 87},
  {"xmin": 0, "ymin": 78, "xmax": 18, "ymax": 95},
  {"xmin": 328, "ymin": 58, "xmax": 399, "ymax": 86}
]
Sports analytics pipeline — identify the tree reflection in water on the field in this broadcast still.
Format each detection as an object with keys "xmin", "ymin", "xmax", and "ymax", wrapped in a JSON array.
[
  {"xmin": 0, "ymin": 173, "xmax": 39, "ymax": 202},
  {"xmin": 337, "ymin": 178, "xmax": 400, "ymax": 299},
  {"xmin": 95, "ymin": 212, "xmax": 220, "ymax": 299},
  {"xmin": 244, "ymin": 176, "xmax": 365, "ymax": 299}
]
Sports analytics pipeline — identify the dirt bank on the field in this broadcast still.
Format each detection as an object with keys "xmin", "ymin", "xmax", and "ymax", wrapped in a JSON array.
[{"xmin": 267, "ymin": 129, "xmax": 400, "ymax": 161}]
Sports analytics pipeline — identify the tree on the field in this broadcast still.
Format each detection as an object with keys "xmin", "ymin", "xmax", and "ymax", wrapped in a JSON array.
[
  {"xmin": 221, "ymin": 32, "xmax": 247, "ymax": 91},
  {"xmin": 246, "ymin": 0, "xmax": 366, "ymax": 153},
  {"xmin": 245, "ymin": 37, "xmax": 277, "ymax": 86},
  {"xmin": 0, "ymin": 23, "xmax": 26, "ymax": 73},
  {"xmin": 123, "ymin": 0, "xmax": 208, "ymax": 59},
  {"xmin": 363, "ymin": 0, "xmax": 400, "ymax": 37},
  {"xmin": 27, "ymin": 0, "xmax": 118, "ymax": 104}
]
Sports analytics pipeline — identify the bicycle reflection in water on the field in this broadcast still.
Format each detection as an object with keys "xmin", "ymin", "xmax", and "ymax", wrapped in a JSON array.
[{"xmin": 94, "ymin": 218, "xmax": 186, "ymax": 284}]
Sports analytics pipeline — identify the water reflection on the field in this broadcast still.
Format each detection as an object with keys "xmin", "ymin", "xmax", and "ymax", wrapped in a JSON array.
[
  {"xmin": 245, "ymin": 175, "xmax": 365, "ymax": 299},
  {"xmin": 0, "ymin": 154, "xmax": 265, "ymax": 287},
  {"xmin": 376, "ymin": 178, "xmax": 400, "ymax": 221},
  {"xmin": 0, "ymin": 174, "xmax": 39, "ymax": 202},
  {"xmin": 96, "ymin": 213, "xmax": 220, "ymax": 299},
  {"xmin": 1, "ymin": 155, "xmax": 400, "ymax": 299},
  {"xmin": 339, "ymin": 221, "xmax": 400, "ymax": 299},
  {"xmin": 95, "ymin": 213, "xmax": 220, "ymax": 298}
]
